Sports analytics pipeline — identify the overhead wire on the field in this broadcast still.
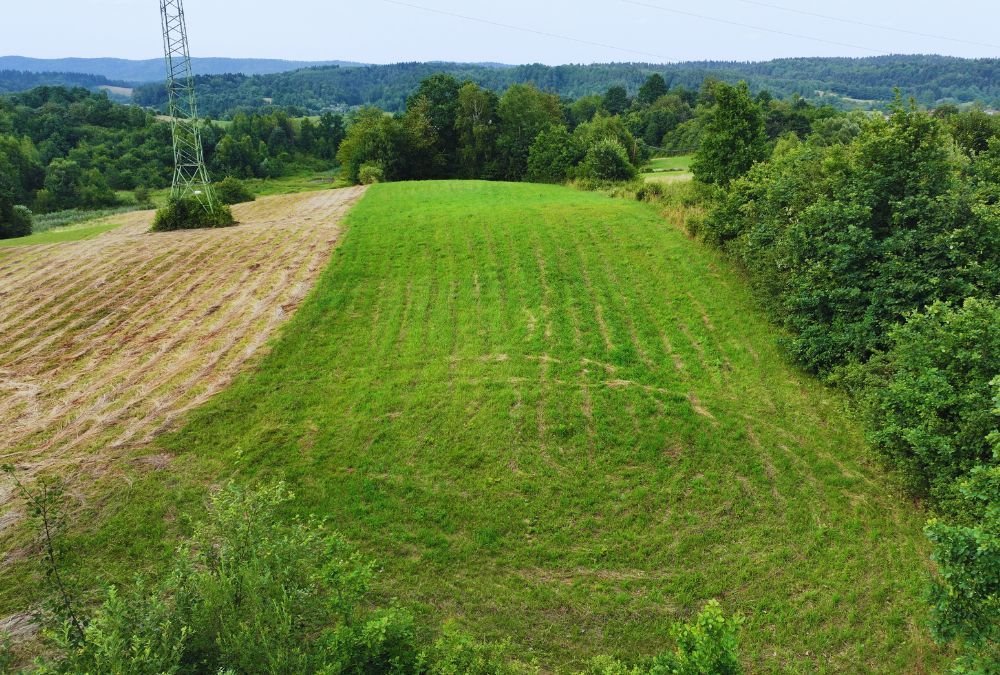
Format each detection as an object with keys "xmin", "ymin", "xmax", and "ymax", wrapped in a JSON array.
[
  {"xmin": 728, "ymin": 0, "xmax": 1000, "ymax": 52},
  {"xmin": 619, "ymin": 0, "xmax": 888, "ymax": 55},
  {"xmin": 377, "ymin": 0, "xmax": 676, "ymax": 62}
]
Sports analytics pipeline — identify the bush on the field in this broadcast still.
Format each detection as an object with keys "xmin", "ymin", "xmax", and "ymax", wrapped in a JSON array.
[
  {"xmin": 860, "ymin": 299, "xmax": 1000, "ymax": 503},
  {"xmin": 7, "ymin": 478, "xmax": 743, "ymax": 673},
  {"xmin": 27, "ymin": 483, "xmax": 422, "ymax": 673},
  {"xmin": 925, "ymin": 462, "xmax": 1000, "ymax": 674},
  {"xmin": 215, "ymin": 176, "xmax": 256, "ymax": 205},
  {"xmin": 0, "ymin": 205, "xmax": 32, "ymax": 239},
  {"xmin": 581, "ymin": 138, "xmax": 637, "ymax": 181},
  {"xmin": 132, "ymin": 186, "xmax": 153, "ymax": 207},
  {"xmin": 584, "ymin": 601, "xmax": 743, "ymax": 674},
  {"xmin": 358, "ymin": 162, "xmax": 385, "ymax": 185},
  {"xmin": 152, "ymin": 196, "xmax": 235, "ymax": 232},
  {"xmin": 526, "ymin": 125, "xmax": 582, "ymax": 184},
  {"xmin": 702, "ymin": 107, "xmax": 1000, "ymax": 375},
  {"xmin": 423, "ymin": 623, "xmax": 529, "ymax": 674},
  {"xmin": 635, "ymin": 182, "xmax": 665, "ymax": 203}
]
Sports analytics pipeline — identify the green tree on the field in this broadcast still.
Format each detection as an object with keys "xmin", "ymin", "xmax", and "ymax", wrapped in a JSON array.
[
  {"xmin": 495, "ymin": 84, "xmax": 564, "ymax": 181},
  {"xmin": 574, "ymin": 113, "xmax": 644, "ymax": 167},
  {"xmin": 580, "ymin": 138, "xmax": 637, "ymax": 181},
  {"xmin": 862, "ymin": 299, "xmax": 1000, "ymax": 501},
  {"xmin": 317, "ymin": 112, "xmax": 346, "ymax": 161},
  {"xmin": 336, "ymin": 107, "xmax": 403, "ymax": 184},
  {"xmin": 407, "ymin": 74, "xmax": 462, "ymax": 176},
  {"xmin": 691, "ymin": 81, "xmax": 767, "ymax": 186},
  {"xmin": 526, "ymin": 125, "xmax": 582, "ymax": 183},
  {"xmin": 454, "ymin": 82, "xmax": 499, "ymax": 179},
  {"xmin": 637, "ymin": 74, "xmax": 668, "ymax": 107},
  {"xmin": 602, "ymin": 85, "xmax": 631, "ymax": 115},
  {"xmin": 43, "ymin": 158, "xmax": 84, "ymax": 210}
]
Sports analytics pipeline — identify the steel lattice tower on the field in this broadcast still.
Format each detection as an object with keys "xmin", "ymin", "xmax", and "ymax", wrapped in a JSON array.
[{"xmin": 160, "ymin": 0, "xmax": 216, "ymax": 211}]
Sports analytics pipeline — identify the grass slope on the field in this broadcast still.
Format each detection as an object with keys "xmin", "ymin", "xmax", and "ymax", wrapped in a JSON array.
[{"xmin": 17, "ymin": 181, "xmax": 940, "ymax": 671}]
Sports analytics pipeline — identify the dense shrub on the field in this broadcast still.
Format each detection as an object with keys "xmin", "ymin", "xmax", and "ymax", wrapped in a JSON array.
[
  {"xmin": 859, "ymin": 299, "xmax": 1000, "ymax": 503},
  {"xmin": 526, "ymin": 125, "xmax": 582, "ymax": 184},
  {"xmin": 152, "ymin": 196, "xmax": 236, "ymax": 232},
  {"xmin": 26, "ymin": 483, "xmax": 423, "ymax": 673},
  {"xmin": 215, "ymin": 176, "xmax": 256, "ymax": 205},
  {"xmin": 0, "ymin": 205, "xmax": 32, "ymax": 239},
  {"xmin": 358, "ymin": 162, "xmax": 385, "ymax": 185},
  {"xmin": 703, "ymin": 106, "xmax": 1000, "ymax": 374},
  {"xmin": 581, "ymin": 138, "xmax": 637, "ymax": 181},
  {"xmin": 926, "ymin": 461, "xmax": 1000, "ymax": 673}
]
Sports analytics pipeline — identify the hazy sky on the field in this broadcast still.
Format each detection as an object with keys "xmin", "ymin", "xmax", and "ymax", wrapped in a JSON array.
[{"xmin": 3, "ymin": 0, "xmax": 999, "ymax": 64}]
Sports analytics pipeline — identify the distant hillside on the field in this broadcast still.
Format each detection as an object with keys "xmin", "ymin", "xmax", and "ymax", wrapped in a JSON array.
[
  {"xmin": 0, "ymin": 69, "xmax": 130, "ymax": 94},
  {"xmin": 0, "ymin": 56, "xmax": 366, "ymax": 82},
  {"xmin": 129, "ymin": 55, "xmax": 1000, "ymax": 117}
]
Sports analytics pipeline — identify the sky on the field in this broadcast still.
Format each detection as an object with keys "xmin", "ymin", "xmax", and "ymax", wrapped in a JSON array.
[{"xmin": 2, "ymin": 0, "xmax": 999, "ymax": 64}]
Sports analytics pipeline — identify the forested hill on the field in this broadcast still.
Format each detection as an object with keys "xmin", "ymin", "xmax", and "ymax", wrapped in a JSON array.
[
  {"xmin": 0, "ymin": 70, "xmax": 131, "ymax": 94},
  {"xmin": 0, "ymin": 56, "xmax": 366, "ymax": 82},
  {"xmin": 129, "ymin": 55, "xmax": 1000, "ymax": 117}
]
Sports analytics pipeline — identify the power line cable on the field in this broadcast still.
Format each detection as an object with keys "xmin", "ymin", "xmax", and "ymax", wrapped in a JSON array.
[
  {"xmin": 728, "ymin": 0, "xmax": 1000, "ymax": 52},
  {"xmin": 377, "ymin": 0, "xmax": 676, "ymax": 62},
  {"xmin": 619, "ymin": 0, "xmax": 888, "ymax": 55}
]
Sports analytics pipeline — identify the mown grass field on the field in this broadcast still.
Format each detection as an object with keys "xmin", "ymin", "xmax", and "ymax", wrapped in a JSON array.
[
  {"xmin": 641, "ymin": 155, "xmax": 693, "ymax": 184},
  {"xmin": 0, "ymin": 220, "xmax": 121, "ymax": 248},
  {"xmin": 5, "ymin": 181, "xmax": 942, "ymax": 671}
]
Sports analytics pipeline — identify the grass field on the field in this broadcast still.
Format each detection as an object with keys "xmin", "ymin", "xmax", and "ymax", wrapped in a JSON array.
[
  {"xmin": 641, "ymin": 155, "xmax": 693, "ymax": 185},
  {"xmin": 5, "ymin": 180, "xmax": 945, "ymax": 671},
  {"xmin": 0, "ymin": 220, "xmax": 122, "ymax": 248}
]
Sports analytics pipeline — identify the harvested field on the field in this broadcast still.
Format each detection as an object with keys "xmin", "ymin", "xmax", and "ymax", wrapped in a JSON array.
[{"xmin": 0, "ymin": 187, "xmax": 364, "ymax": 503}]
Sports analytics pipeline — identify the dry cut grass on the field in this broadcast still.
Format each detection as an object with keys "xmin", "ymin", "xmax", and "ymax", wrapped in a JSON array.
[{"xmin": 0, "ymin": 187, "xmax": 365, "ymax": 516}]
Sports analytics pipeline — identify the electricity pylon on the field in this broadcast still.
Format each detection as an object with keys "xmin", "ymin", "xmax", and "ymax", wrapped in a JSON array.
[{"xmin": 160, "ymin": 0, "xmax": 217, "ymax": 211}]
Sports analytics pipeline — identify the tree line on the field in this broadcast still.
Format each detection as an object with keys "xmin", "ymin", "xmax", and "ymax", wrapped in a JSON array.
[
  {"xmin": 0, "ymin": 87, "xmax": 347, "ymax": 238},
  {"xmin": 334, "ymin": 73, "xmax": 839, "ymax": 187},
  {"xmin": 128, "ymin": 55, "xmax": 1000, "ymax": 119},
  {"xmin": 691, "ymin": 82, "xmax": 1000, "ymax": 672}
]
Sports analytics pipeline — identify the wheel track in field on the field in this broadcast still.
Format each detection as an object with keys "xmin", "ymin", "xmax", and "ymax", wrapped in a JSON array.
[{"xmin": 0, "ymin": 187, "xmax": 365, "ymax": 504}]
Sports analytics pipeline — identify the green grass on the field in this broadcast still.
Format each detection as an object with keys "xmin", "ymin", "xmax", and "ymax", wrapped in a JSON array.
[
  {"xmin": 0, "ymin": 220, "xmax": 122, "ymax": 248},
  {"xmin": 643, "ymin": 155, "xmax": 693, "ymax": 173},
  {"xmin": 642, "ymin": 155, "xmax": 693, "ymax": 184},
  {"xmin": 9, "ymin": 181, "xmax": 943, "ymax": 672},
  {"xmin": 242, "ymin": 168, "xmax": 346, "ymax": 196}
]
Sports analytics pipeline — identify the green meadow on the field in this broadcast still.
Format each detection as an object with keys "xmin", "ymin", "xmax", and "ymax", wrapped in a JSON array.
[
  {"xmin": 641, "ymin": 155, "xmax": 693, "ymax": 184},
  {"xmin": 14, "ymin": 181, "xmax": 942, "ymax": 672},
  {"xmin": 0, "ymin": 220, "xmax": 121, "ymax": 248}
]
